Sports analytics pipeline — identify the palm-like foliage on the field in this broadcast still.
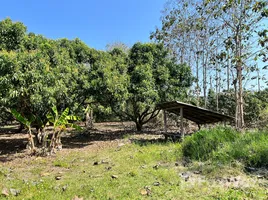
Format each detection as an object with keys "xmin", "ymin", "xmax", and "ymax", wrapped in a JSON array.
[
  {"xmin": 11, "ymin": 109, "xmax": 36, "ymax": 151},
  {"xmin": 46, "ymin": 106, "xmax": 81, "ymax": 151}
]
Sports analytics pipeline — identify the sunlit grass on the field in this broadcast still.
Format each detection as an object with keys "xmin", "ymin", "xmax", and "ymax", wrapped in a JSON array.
[{"xmin": 0, "ymin": 136, "xmax": 267, "ymax": 199}]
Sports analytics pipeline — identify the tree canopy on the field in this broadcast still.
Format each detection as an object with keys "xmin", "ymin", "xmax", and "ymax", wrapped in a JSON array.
[{"xmin": 0, "ymin": 18, "xmax": 193, "ymax": 131}]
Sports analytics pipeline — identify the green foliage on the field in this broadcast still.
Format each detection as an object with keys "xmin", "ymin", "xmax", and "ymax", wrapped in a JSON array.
[
  {"xmin": 47, "ymin": 105, "xmax": 82, "ymax": 131},
  {"xmin": 0, "ymin": 19, "xmax": 93, "ymax": 125},
  {"xmin": 214, "ymin": 131, "xmax": 268, "ymax": 168},
  {"xmin": 182, "ymin": 127, "xmax": 237, "ymax": 161},
  {"xmin": 10, "ymin": 109, "xmax": 35, "ymax": 129},
  {"xmin": 46, "ymin": 105, "xmax": 81, "ymax": 151},
  {"xmin": 0, "ymin": 18, "xmax": 26, "ymax": 51},
  {"xmin": 183, "ymin": 127, "xmax": 268, "ymax": 168},
  {"xmin": 90, "ymin": 42, "xmax": 193, "ymax": 130},
  {"xmin": 0, "ymin": 18, "xmax": 194, "ymax": 131},
  {"xmin": 259, "ymin": 107, "xmax": 268, "ymax": 130},
  {"xmin": 151, "ymin": 0, "xmax": 268, "ymax": 129},
  {"xmin": 10, "ymin": 109, "xmax": 36, "ymax": 150},
  {"xmin": 207, "ymin": 89, "xmax": 268, "ymax": 128}
]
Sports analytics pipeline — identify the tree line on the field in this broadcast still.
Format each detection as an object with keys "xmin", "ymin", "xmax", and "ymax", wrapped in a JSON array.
[
  {"xmin": 0, "ymin": 18, "xmax": 193, "ymax": 135},
  {"xmin": 151, "ymin": 0, "xmax": 268, "ymax": 129},
  {"xmin": 1, "ymin": 0, "xmax": 267, "ymax": 139}
]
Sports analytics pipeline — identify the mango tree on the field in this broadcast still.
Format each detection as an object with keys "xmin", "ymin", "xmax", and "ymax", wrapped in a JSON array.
[{"xmin": 90, "ymin": 43, "xmax": 193, "ymax": 131}]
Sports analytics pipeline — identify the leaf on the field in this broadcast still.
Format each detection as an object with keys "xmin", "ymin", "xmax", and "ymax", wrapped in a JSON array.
[
  {"xmin": 35, "ymin": 115, "xmax": 44, "ymax": 128},
  {"xmin": 11, "ymin": 109, "xmax": 29, "ymax": 127},
  {"xmin": 28, "ymin": 114, "xmax": 36, "ymax": 124},
  {"xmin": 69, "ymin": 123, "xmax": 83, "ymax": 131},
  {"xmin": 51, "ymin": 105, "xmax": 58, "ymax": 119},
  {"xmin": 46, "ymin": 112, "xmax": 55, "ymax": 124},
  {"xmin": 58, "ymin": 107, "xmax": 69, "ymax": 125},
  {"xmin": 66, "ymin": 115, "xmax": 80, "ymax": 121}
]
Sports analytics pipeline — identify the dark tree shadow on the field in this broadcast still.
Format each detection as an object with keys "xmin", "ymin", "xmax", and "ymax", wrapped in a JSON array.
[
  {"xmin": 61, "ymin": 129, "xmax": 139, "ymax": 149},
  {"xmin": 0, "ymin": 126, "xmax": 29, "ymax": 162},
  {"xmin": 130, "ymin": 131, "xmax": 185, "ymax": 146},
  {"xmin": 0, "ymin": 122, "xmax": 184, "ymax": 161}
]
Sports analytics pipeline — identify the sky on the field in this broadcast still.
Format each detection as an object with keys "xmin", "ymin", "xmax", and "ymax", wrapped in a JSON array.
[{"xmin": 0, "ymin": 0, "xmax": 166, "ymax": 50}]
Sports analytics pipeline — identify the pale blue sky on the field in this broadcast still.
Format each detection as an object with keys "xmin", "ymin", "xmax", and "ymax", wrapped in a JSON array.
[{"xmin": 0, "ymin": 0, "xmax": 165, "ymax": 50}]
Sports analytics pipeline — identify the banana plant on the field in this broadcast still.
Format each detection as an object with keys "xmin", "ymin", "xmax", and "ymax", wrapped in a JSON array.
[
  {"xmin": 46, "ymin": 106, "xmax": 82, "ymax": 151},
  {"xmin": 10, "ymin": 109, "xmax": 36, "ymax": 151},
  {"xmin": 83, "ymin": 104, "xmax": 94, "ymax": 129}
]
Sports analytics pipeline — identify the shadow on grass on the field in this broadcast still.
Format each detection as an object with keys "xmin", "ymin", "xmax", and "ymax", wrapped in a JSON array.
[
  {"xmin": 61, "ymin": 129, "xmax": 140, "ymax": 149},
  {"xmin": 0, "ymin": 122, "xmax": 176, "ymax": 161},
  {"xmin": 0, "ymin": 127, "xmax": 155, "ymax": 158},
  {"xmin": 0, "ymin": 125, "xmax": 28, "ymax": 156},
  {"xmin": 130, "ymin": 132, "xmax": 183, "ymax": 146}
]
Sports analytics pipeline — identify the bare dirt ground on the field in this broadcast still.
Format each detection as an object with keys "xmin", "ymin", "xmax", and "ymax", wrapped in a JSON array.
[
  {"xmin": 0, "ymin": 119, "xmax": 201, "ymax": 164},
  {"xmin": 0, "ymin": 121, "xmax": 168, "ymax": 163}
]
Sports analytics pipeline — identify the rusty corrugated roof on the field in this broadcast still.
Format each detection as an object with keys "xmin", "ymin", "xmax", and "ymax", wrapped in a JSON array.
[{"xmin": 157, "ymin": 101, "xmax": 234, "ymax": 125}]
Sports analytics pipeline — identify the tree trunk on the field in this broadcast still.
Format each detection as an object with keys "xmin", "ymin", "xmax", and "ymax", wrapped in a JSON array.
[
  {"xmin": 235, "ymin": 33, "xmax": 244, "ymax": 130},
  {"xmin": 216, "ymin": 34, "xmax": 219, "ymax": 112},
  {"xmin": 237, "ymin": 64, "xmax": 244, "ymax": 129},
  {"xmin": 85, "ymin": 110, "xmax": 93, "ymax": 129},
  {"xmin": 234, "ymin": 79, "xmax": 239, "ymax": 129},
  {"xmin": 202, "ymin": 43, "xmax": 207, "ymax": 108},
  {"xmin": 196, "ymin": 53, "xmax": 200, "ymax": 105},
  {"xmin": 135, "ymin": 121, "xmax": 143, "ymax": 132},
  {"xmin": 41, "ymin": 130, "xmax": 48, "ymax": 149},
  {"xmin": 55, "ymin": 133, "xmax": 62, "ymax": 150},
  {"xmin": 27, "ymin": 128, "xmax": 35, "ymax": 152},
  {"xmin": 49, "ymin": 131, "xmax": 57, "ymax": 151},
  {"xmin": 227, "ymin": 29, "xmax": 230, "ymax": 91}
]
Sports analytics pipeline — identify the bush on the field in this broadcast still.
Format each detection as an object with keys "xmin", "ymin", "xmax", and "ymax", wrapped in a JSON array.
[
  {"xmin": 182, "ymin": 127, "xmax": 238, "ymax": 161},
  {"xmin": 182, "ymin": 127, "xmax": 268, "ymax": 168},
  {"xmin": 214, "ymin": 131, "xmax": 268, "ymax": 168}
]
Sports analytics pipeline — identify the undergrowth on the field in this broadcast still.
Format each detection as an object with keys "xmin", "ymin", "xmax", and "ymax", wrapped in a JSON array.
[{"xmin": 182, "ymin": 127, "xmax": 268, "ymax": 168}]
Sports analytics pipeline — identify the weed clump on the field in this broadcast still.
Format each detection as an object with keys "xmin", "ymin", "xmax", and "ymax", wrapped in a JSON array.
[
  {"xmin": 182, "ymin": 127, "xmax": 268, "ymax": 168},
  {"xmin": 214, "ymin": 131, "xmax": 268, "ymax": 168},
  {"xmin": 182, "ymin": 127, "xmax": 237, "ymax": 161}
]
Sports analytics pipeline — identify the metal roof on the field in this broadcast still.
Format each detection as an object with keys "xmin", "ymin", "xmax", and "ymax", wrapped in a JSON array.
[{"xmin": 157, "ymin": 101, "xmax": 234, "ymax": 125}]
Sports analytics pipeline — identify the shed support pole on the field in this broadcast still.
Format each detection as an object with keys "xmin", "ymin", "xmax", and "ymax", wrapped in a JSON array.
[
  {"xmin": 164, "ymin": 110, "xmax": 167, "ymax": 133},
  {"xmin": 180, "ymin": 107, "xmax": 184, "ymax": 140}
]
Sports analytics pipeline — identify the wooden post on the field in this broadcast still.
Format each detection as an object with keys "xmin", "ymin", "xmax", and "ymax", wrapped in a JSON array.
[
  {"xmin": 164, "ymin": 110, "xmax": 167, "ymax": 133},
  {"xmin": 180, "ymin": 107, "xmax": 184, "ymax": 140}
]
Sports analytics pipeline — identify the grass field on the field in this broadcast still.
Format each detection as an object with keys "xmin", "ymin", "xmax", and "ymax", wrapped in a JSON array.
[{"xmin": 0, "ymin": 123, "xmax": 267, "ymax": 199}]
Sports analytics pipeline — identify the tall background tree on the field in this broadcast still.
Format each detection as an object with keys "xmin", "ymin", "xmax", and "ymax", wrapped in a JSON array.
[{"xmin": 151, "ymin": 0, "xmax": 268, "ymax": 129}]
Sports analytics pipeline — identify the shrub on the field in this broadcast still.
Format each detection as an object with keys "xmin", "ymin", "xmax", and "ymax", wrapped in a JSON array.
[
  {"xmin": 182, "ymin": 127, "xmax": 238, "ymax": 161},
  {"xmin": 214, "ymin": 131, "xmax": 268, "ymax": 168},
  {"xmin": 183, "ymin": 127, "xmax": 268, "ymax": 168}
]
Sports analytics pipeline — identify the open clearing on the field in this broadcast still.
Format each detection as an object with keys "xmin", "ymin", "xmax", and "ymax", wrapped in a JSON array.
[{"xmin": 0, "ymin": 122, "xmax": 268, "ymax": 199}]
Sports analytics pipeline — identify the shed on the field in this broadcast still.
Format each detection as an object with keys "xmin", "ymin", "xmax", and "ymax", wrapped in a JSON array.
[{"xmin": 157, "ymin": 101, "xmax": 234, "ymax": 138}]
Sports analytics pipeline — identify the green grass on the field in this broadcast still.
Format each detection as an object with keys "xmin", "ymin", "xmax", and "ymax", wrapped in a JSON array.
[
  {"xmin": 182, "ymin": 127, "xmax": 268, "ymax": 168},
  {"xmin": 182, "ymin": 127, "xmax": 237, "ymax": 161},
  {"xmin": 213, "ymin": 131, "xmax": 268, "ymax": 168},
  {"xmin": 0, "ymin": 131, "xmax": 267, "ymax": 199}
]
